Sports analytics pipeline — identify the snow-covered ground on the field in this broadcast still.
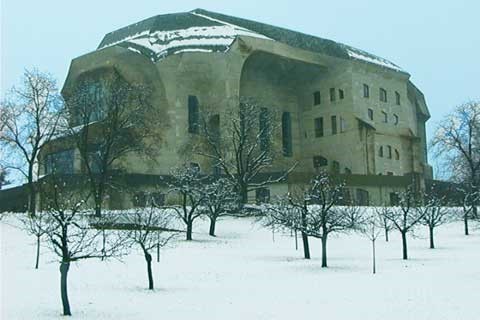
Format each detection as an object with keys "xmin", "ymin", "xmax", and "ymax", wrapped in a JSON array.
[{"xmin": 1, "ymin": 214, "xmax": 479, "ymax": 319}]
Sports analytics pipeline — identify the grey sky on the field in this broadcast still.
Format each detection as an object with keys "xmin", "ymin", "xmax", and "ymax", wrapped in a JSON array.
[{"xmin": 2, "ymin": 0, "xmax": 479, "ymax": 175}]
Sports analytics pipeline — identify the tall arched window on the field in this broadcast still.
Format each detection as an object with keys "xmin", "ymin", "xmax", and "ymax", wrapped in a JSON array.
[
  {"xmin": 188, "ymin": 95, "xmax": 199, "ymax": 134},
  {"xmin": 282, "ymin": 112, "xmax": 292, "ymax": 157},
  {"xmin": 259, "ymin": 108, "xmax": 270, "ymax": 152}
]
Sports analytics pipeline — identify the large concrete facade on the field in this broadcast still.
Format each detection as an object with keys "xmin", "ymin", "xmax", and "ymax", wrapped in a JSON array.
[{"xmin": 43, "ymin": 9, "xmax": 432, "ymax": 207}]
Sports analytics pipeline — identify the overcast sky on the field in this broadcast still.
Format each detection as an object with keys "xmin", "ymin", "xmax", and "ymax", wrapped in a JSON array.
[{"xmin": 1, "ymin": 0, "xmax": 479, "ymax": 176}]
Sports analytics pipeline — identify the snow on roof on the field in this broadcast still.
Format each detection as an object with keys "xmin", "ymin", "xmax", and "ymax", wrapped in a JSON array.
[
  {"xmin": 99, "ymin": 12, "xmax": 272, "ymax": 60},
  {"xmin": 97, "ymin": 9, "xmax": 404, "ymax": 72},
  {"xmin": 346, "ymin": 48, "xmax": 403, "ymax": 72}
]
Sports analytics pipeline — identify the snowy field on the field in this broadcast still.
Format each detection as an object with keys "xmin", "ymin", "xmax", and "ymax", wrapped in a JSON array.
[{"xmin": 1, "ymin": 214, "xmax": 479, "ymax": 319}]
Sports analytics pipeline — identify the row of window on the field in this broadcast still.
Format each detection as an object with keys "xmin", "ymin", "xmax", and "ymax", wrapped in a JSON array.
[
  {"xmin": 312, "ymin": 85, "xmax": 401, "ymax": 106},
  {"xmin": 363, "ymin": 84, "xmax": 401, "ymax": 105},
  {"xmin": 312, "ymin": 155, "xmax": 351, "ymax": 175},
  {"xmin": 313, "ymin": 88, "xmax": 345, "ymax": 106},
  {"xmin": 368, "ymin": 108, "xmax": 399, "ymax": 125},
  {"xmin": 44, "ymin": 145, "xmax": 105, "ymax": 175},
  {"xmin": 378, "ymin": 145, "xmax": 400, "ymax": 160},
  {"xmin": 188, "ymin": 96, "xmax": 294, "ymax": 158},
  {"xmin": 314, "ymin": 115, "xmax": 346, "ymax": 137}
]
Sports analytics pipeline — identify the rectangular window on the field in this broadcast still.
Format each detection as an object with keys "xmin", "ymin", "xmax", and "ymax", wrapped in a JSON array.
[
  {"xmin": 393, "ymin": 114, "xmax": 399, "ymax": 125},
  {"xmin": 313, "ymin": 156, "xmax": 328, "ymax": 169},
  {"xmin": 339, "ymin": 89, "xmax": 344, "ymax": 100},
  {"xmin": 382, "ymin": 111, "xmax": 388, "ymax": 123},
  {"xmin": 387, "ymin": 145, "xmax": 392, "ymax": 159},
  {"xmin": 331, "ymin": 115, "xmax": 337, "ymax": 135},
  {"xmin": 313, "ymin": 91, "xmax": 321, "ymax": 105},
  {"xmin": 330, "ymin": 88, "xmax": 336, "ymax": 102},
  {"xmin": 395, "ymin": 91, "xmax": 401, "ymax": 105},
  {"xmin": 340, "ymin": 117, "xmax": 346, "ymax": 132},
  {"xmin": 255, "ymin": 188, "xmax": 271, "ymax": 204},
  {"xmin": 380, "ymin": 88, "xmax": 387, "ymax": 102},
  {"xmin": 356, "ymin": 189, "xmax": 369, "ymax": 206},
  {"xmin": 259, "ymin": 108, "xmax": 270, "ymax": 152},
  {"xmin": 45, "ymin": 149, "xmax": 74, "ymax": 175},
  {"xmin": 282, "ymin": 112, "xmax": 293, "ymax": 157},
  {"xmin": 332, "ymin": 160, "xmax": 340, "ymax": 174},
  {"xmin": 314, "ymin": 117, "xmax": 324, "ymax": 137},
  {"xmin": 368, "ymin": 108, "xmax": 374, "ymax": 121},
  {"xmin": 363, "ymin": 84, "xmax": 370, "ymax": 98},
  {"xmin": 188, "ymin": 95, "xmax": 200, "ymax": 134}
]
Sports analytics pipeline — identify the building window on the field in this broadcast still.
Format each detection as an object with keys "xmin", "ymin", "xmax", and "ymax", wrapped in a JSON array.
[
  {"xmin": 331, "ymin": 115, "xmax": 337, "ymax": 135},
  {"xmin": 368, "ymin": 108, "xmax": 374, "ymax": 121},
  {"xmin": 393, "ymin": 114, "xmax": 399, "ymax": 125},
  {"xmin": 356, "ymin": 189, "xmax": 369, "ymax": 206},
  {"xmin": 387, "ymin": 171, "xmax": 394, "ymax": 176},
  {"xmin": 345, "ymin": 167, "xmax": 352, "ymax": 174},
  {"xmin": 86, "ymin": 145, "xmax": 102, "ymax": 173},
  {"xmin": 387, "ymin": 145, "xmax": 392, "ymax": 159},
  {"xmin": 45, "ymin": 149, "xmax": 74, "ymax": 175},
  {"xmin": 380, "ymin": 88, "xmax": 387, "ymax": 102},
  {"xmin": 330, "ymin": 88, "xmax": 336, "ymax": 102},
  {"xmin": 313, "ymin": 156, "xmax": 328, "ymax": 170},
  {"xmin": 332, "ymin": 160, "xmax": 340, "ymax": 174},
  {"xmin": 188, "ymin": 95, "xmax": 200, "ymax": 134},
  {"xmin": 395, "ymin": 149, "xmax": 400, "ymax": 160},
  {"xmin": 378, "ymin": 146, "xmax": 384, "ymax": 157},
  {"xmin": 395, "ymin": 91, "xmax": 401, "ymax": 105},
  {"xmin": 313, "ymin": 91, "xmax": 321, "ymax": 105},
  {"xmin": 256, "ymin": 188, "xmax": 270, "ymax": 204},
  {"xmin": 339, "ymin": 89, "xmax": 344, "ymax": 100},
  {"xmin": 382, "ymin": 111, "xmax": 388, "ymax": 123},
  {"xmin": 259, "ymin": 108, "xmax": 270, "ymax": 152},
  {"xmin": 390, "ymin": 192, "xmax": 400, "ymax": 206},
  {"xmin": 363, "ymin": 84, "xmax": 370, "ymax": 98},
  {"xmin": 314, "ymin": 117, "xmax": 324, "ymax": 137},
  {"xmin": 133, "ymin": 192, "xmax": 165, "ymax": 207},
  {"xmin": 282, "ymin": 112, "xmax": 292, "ymax": 157},
  {"xmin": 190, "ymin": 162, "xmax": 201, "ymax": 172},
  {"xmin": 340, "ymin": 117, "xmax": 346, "ymax": 132}
]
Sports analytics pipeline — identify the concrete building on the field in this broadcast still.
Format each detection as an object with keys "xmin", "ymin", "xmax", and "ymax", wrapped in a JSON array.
[{"xmin": 41, "ymin": 9, "xmax": 432, "ymax": 207}]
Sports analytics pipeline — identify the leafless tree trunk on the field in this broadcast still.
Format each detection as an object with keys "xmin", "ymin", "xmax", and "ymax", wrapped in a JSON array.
[{"xmin": 0, "ymin": 69, "xmax": 63, "ymax": 216}]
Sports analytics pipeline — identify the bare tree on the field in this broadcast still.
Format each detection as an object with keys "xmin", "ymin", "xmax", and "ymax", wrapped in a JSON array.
[
  {"xmin": 124, "ymin": 207, "xmax": 178, "ymax": 290},
  {"xmin": 0, "ymin": 69, "xmax": 63, "ymax": 215},
  {"xmin": 41, "ymin": 179, "xmax": 126, "ymax": 316},
  {"xmin": 62, "ymin": 72, "xmax": 160, "ymax": 217},
  {"xmin": 166, "ymin": 166, "xmax": 207, "ymax": 240},
  {"xmin": 457, "ymin": 187, "xmax": 479, "ymax": 235},
  {"xmin": 195, "ymin": 97, "xmax": 295, "ymax": 204},
  {"xmin": 431, "ymin": 101, "xmax": 480, "ymax": 221},
  {"xmin": 202, "ymin": 177, "xmax": 237, "ymax": 236},
  {"xmin": 359, "ymin": 211, "xmax": 382, "ymax": 274},
  {"xmin": 383, "ymin": 187, "xmax": 425, "ymax": 259},
  {"xmin": 374, "ymin": 205, "xmax": 394, "ymax": 242},
  {"xmin": 262, "ymin": 196, "xmax": 310, "ymax": 259},
  {"xmin": 264, "ymin": 172, "xmax": 358, "ymax": 267},
  {"xmin": 19, "ymin": 211, "xmax": 51, "ymax": 269},
  {"xmin": 417, "ymin": 190, "xmax": 451, "ymax": 249}
]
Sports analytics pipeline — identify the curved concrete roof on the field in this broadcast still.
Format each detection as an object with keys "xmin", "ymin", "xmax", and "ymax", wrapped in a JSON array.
[{"xmin": 98, "ymin": 9, "xmax": 403, "ymax": 72}]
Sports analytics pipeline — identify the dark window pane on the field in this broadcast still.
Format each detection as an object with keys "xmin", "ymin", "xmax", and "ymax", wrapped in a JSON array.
[
  {"xmin": 331, "ymin": 115, "xmax": 337, "ymax": 135},
  {"xmin": 363, "ymin": 84, "xmax": 370, "ymax": 98},
  {"xmin": 313, "ymin": 91, "xmax": 321, "ymax": 105},
  {"xmin": 282, "ymin": 112, "xmax": 292, "ymax": 157},
  {"xmin": 339, "ymin": 89, "xmax": 344, "ymax": 100},
  {"xmin": 314, "ymin": 117, "xmax": 324, "ymax": 137},
  {"xmin": 259, "ymin": 108, "xmax": 270, "ymax": 151},
  {"xmin": 188, "ymin": 95, "xmax": 199, "ymax": 134},
  {"xmin": 330, "ymin": 88, "xmax": 336, "ymax": 102}
]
